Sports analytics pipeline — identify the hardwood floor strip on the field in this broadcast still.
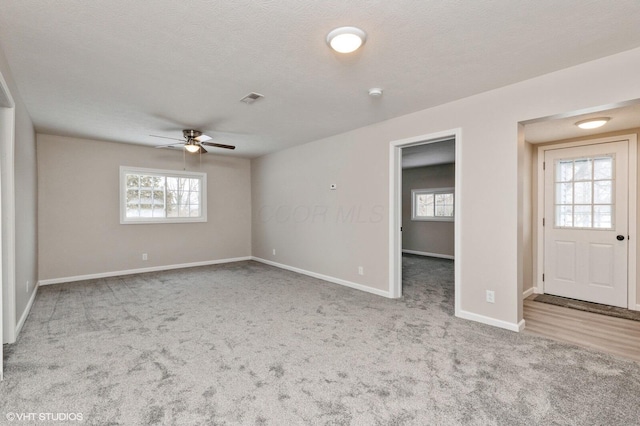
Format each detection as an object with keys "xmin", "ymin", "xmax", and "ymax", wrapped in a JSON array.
[
  {"xmin": 525, "ymin": 321, "xmax": 640, "ymax": 352},
  {"xmin": 523, "ymin": 299, "xmax": 640, "ymax": 363},
  {"xmin": 524, "ymin": 311, "xmax": 640, "ymax": 339}
]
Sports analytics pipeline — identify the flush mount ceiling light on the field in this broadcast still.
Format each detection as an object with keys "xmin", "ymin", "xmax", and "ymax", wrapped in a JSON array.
[
  {"xmin": 326, "ymin": 26, "xmax": 367, "ymax": 53},
  {"xmin": 575, "ymin": 117, "xmax": 610, "ymax": 129}
]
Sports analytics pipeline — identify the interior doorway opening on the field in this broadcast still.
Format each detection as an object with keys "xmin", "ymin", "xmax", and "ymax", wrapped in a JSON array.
[{"xmin": 389, "ymin": 129, "xmax": 461, "ymax": 318}]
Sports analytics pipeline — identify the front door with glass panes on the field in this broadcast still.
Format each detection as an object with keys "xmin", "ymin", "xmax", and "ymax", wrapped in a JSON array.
[{"xmin": 544, "ymin": 140, "xmax": 628, "ymax": 308}]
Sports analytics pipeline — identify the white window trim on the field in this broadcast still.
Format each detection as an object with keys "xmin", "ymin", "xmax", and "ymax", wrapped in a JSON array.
[
  {"xmin": 120, "ymin": 166, "xmax": 207, "ymax": 224},
  {"xmin": 411, "ymin": 187, "xmax": 455, "ymax": 222}
]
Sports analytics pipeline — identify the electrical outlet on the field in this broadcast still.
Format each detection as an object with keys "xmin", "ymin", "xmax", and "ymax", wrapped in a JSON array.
[
  {"xmin": 273, "ymin": 249, "xmax": 276, "ymax": 256},
  {"xmin": 330, "ymin": 184, "xmax": 337, "ymax": 190},
  {"xmin": 142, "ymin": 253, "xmax": 148, "ymax": 261},
  {"xmin": 486, "ymin": 290, "xmax": 495, "ymax": 303},
  {"xmin": 358, "ymin": 266, "xmax": 364, "ymax": 275}
]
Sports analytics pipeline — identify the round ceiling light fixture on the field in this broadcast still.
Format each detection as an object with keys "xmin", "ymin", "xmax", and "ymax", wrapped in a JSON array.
[
  {"xmin": 326, "ymin": 26, "xmax": 367, "ymax": 53},
  {"xmin": 575, "ymin": 117, "xmax": 610, "ymax": 130}
]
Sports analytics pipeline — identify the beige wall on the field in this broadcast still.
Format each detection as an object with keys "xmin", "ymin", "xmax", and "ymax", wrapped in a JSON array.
[
  {"xmin": 530, "ymin": 127, "xmax": 640, "ymax": 307},
  {"xmin": 0, "ymin": 44, "xmax": 37, "ymax": 342},
  {"xmin": 402, "ymin": 164, "xmax": 455, "ymax": 257},
  {"xmin": 252, "ymin": 47, "xmax": 640, "ymax": 329},
  {"xmin": 37, "ymin": 135, "xmax": 251, "ymax": 281},
  {"xmin": 522, "ymin": 142, "xmax": 534, "ymax": 294}
]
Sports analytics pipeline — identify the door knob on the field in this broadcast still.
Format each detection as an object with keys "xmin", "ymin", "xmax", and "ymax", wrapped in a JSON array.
[{"xmin": 617, "ymin": 235, "xmax": 625, "ymax": 241}]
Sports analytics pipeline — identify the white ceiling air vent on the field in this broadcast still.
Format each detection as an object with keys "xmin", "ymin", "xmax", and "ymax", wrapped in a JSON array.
[{"xmin": 240, "ymin": 92, "xmax": 264, "ymax": 104}]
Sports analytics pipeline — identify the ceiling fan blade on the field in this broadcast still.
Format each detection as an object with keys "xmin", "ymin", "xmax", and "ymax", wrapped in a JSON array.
[
  {"xmin": 198, "ymin": 145, "xmax": 208, "ymax": 154},
  {"xmin": 150, "ymin": 134, "xmax": 185, "ymax": 142},
  {"xmin": 154, "ymin": 142, "xmax": 186, "ymax": 149},
  {"xmin": 201, "ymin": 142, "xmax": 236, "ymax": 150},
  {"xmin": 194, "ymin": 134, "xmax": 212, "ymax": 142}
]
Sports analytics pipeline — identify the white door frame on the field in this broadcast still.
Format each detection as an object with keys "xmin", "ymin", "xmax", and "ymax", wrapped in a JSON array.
[
  {"xmin": 389, "ymin": 128, "xmax": 462, "ymax": 316},
  {"xmin": 0, "ymin": 70, "xmax": 17, "ymax": 380},
  {"xmin": 535, "ymin": 134, "xmax": 638, "ymax": 311}
]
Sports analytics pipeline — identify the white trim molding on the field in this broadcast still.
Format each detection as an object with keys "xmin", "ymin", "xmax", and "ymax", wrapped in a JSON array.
[
  {"xmin": 522, "ymin": 287, "xmax": 535, "ymax": 299},
  {"xmin": 402, "ymin": 249, "xmax": 454, "ymax": 260},
  {"xmin": 38, "ymin": 257, "xmax": 252, "ymax": 286},
  {"xmin": 0, "ymin": 70, "xmax": 16, "ymax": 350},
  {"xmin": 252, "ymin": 257, "xmax": 391, "ymax": 298},
  {"xmin": 458, "ymin": 309, "xmax": 526, "ymax": 332},
  {"xmin": 15, "ymin": 282, "xmax": 38, "ymax": 338}
]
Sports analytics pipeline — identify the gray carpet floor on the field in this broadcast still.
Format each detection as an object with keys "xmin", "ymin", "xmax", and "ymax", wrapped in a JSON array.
[{"xmin": 2, "ymin": 255, "xmax": 640, "ymax": 425}]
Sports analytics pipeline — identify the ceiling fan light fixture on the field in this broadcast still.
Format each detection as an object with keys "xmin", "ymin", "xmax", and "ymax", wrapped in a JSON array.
[
  {"xmin": 575, "ymin": 117, "xmax": 610, "ymax": 129},
  {"xmin": 326, "ymin": 27, "xmax": 366, "ymax": 53},
  {"xmin": 185, "ymin": 143, "xmax": 200, "ymax": 153}
]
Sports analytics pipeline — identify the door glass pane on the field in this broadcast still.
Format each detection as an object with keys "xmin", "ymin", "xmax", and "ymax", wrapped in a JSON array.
[
  {"xmin": 593, "ymin": 205, "xmax": 613, "ymax": 229},
  {"xmin": 556, "ymin": 205, "xmax": 573, "ymax": 227},
  {"xmin": 593, "ymin": 181, "xmax": 612, "ymax": 204},
  {"xmin": 573, "ymin": 205, "xmax": 592, "ymax": 227},
  {"xmin": 557, "ymin": 161, "xmax": 573, "ymax": 182},
  {"xmin": 594, "ymin": 157, "xmax": 613, "ymax": 180},
  {"xmin": 573, "ymin": 159, "xmax": 592, "ymax": 181},
  {"xmin": 556, "ymin": 183, "xmax": 573, "ymax": 204},
  {"xmin": 573, "ymin": 182, "xmax": 592, "ymax": 204}
]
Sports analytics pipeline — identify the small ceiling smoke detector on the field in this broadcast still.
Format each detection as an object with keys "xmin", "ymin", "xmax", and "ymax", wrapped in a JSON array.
[
  {"xmin": 326, "ymin": 26, "xmax": 367, "ymax": 53},
  {"xmin": 575, "ymin": 117, "xmax": 610, "ymax": 129},
  {"xmin": 368, "ymin": 88, "xmax": 383, "ymax": 97},
  {"xmin": 240, "ymin": 92, "xmax": 264, "ymax": 104}
]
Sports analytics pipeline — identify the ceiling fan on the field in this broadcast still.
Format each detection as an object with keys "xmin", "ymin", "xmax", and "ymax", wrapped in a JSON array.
[{"xmin": 151, "ymin": 129, "xmax": 236, "ymax": 153}]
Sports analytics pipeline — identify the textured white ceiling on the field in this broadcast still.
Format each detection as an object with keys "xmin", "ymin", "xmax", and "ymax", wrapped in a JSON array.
[
  {"xmin": 525, "ymin": 101, "xmax": 640, "ymax": 144},
  {"xmin": 1, "ymin": 1, "xmax": 640, "ymax": 158}
]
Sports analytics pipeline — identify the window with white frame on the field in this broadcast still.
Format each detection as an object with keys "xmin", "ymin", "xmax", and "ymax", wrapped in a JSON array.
[
  {"xmin": 412, "ymin": 188, "xmax": 454, "ymax": 221},
  {"xmin": 120, "ymin": 166, "xmax": 207, "ymax": 224}
]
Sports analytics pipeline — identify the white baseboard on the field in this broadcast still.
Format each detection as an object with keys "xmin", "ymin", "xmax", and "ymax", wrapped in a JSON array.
[
  {"xmin": 252, "ymin": 257, "xmax": 391, "ymax": 298},
  {"xmin": 457, "ymin": 309, "xmax": 525, "ymax": 332},
  {"xmin": 15, "ymin": 282, "xmax": 39, "ymax": 338},
  {"xmin": 38, "ymin": 256, "xmax": 253, "ymax": 286},
  {"xmin": 522, "ymin": 287, "xmax": 535, "ymax": 299},
  {"xmin": 402, "ymin": 249, "xmax": 454, "ymax": 260}
]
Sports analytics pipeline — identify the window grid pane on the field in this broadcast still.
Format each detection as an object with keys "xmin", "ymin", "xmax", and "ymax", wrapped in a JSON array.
[{"xmin": 554, "ymin": 155, "xmax": 614, "ymax": 230}]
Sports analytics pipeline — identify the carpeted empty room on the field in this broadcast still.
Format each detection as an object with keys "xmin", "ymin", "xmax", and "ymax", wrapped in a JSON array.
[{"xmin": 2, "ymin": 256, "xmax": 639, "ymax": 425}]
